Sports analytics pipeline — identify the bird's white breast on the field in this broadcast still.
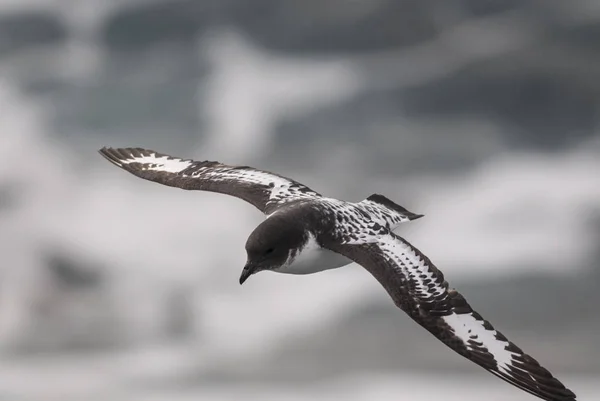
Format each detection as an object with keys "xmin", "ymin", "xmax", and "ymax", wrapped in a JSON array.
[{"xmin": 276, "ymin": 234, "xmax": 351, "ymax": 275}]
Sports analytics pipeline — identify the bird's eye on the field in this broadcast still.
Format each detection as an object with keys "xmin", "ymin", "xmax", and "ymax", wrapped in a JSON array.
[{"xmin": 265, "ymin": 248, "xmax": 274, "ymax": 255}]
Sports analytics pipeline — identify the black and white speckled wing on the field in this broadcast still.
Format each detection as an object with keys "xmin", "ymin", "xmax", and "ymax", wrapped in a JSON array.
[
  {"xmin": 323, "ymin": 231, "xmax": 576, "ymax": 401},
  {"xmin": 357, "ymin": 194, "xmax": 424, "ymax": 230},
  {"xmin": 99, "ymin": 147, "xmax": 321, "ymax": 214}
]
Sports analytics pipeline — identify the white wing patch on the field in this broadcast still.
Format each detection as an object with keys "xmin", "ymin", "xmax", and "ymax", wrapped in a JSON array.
[
  {"xmin": 115, "ymin": 151, "xmax": 193, "ymax": 173},
  {"xmin": 443, "ymin": 313, "xmax": 515, "ymax": 372}
]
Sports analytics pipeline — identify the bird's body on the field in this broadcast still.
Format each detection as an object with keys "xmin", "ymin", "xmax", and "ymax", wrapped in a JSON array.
[
  {"xmin": 257, "ymin": 197, "xmax": 415, "ymax": 275},
  {"xmin": 99, "ymin": 147, "xmax": 577, "ymax": 401},
  {"xmin": 274, "ymin": 231, "xmax": 350, "ymax": 275}
]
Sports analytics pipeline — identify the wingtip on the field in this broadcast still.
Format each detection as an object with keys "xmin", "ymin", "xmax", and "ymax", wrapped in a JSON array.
[
  {"xmin": 98, "ymin": 146, "xmax": 124, "ymax": 167},
  {"xmin": 98, "ymin": 146, "xmax": 110, "ymax": 159},
  {"xmin": 410, "ymin": 213, "xmax": 425, "ymax": 221},
  {"xmin": 98, "ymin": 146, "xmax": 113, "ymax": 156},
  {"xmin": 365, "ymin": 194, "xmax": 424, "ymax": 222}
]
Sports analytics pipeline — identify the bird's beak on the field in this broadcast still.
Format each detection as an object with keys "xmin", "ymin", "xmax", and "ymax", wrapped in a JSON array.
[{"xmin": 239, "ymin": 262, "xmax": 257, "ymax": 285}]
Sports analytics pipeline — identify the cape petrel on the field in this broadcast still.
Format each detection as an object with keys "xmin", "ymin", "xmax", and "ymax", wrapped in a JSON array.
[{"xmin": 99, "ymin": 147, "xmax": 576, "ymax": 401}]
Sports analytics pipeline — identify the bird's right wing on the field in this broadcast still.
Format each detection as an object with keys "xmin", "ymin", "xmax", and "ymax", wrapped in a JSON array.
[
  {"xmin": 99, "ymin": 147, "xmax": 321, "ymax": 214},
  {"xmin": 323, "ymin": 231, "xmax": 576, "ymax": 401}
]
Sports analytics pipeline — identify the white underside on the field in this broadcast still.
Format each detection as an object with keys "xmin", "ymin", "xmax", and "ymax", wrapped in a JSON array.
[{"xmin": 275, "ymin": 235, "xmax": 351, "ymax": 275}]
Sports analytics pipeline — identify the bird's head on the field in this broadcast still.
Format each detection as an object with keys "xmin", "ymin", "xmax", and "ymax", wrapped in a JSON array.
[{"xmin": 240, "ymin": 216, "xmax": 306, "ymax": 284}]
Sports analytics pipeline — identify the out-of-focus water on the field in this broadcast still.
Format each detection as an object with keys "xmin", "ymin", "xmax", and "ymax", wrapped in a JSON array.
[
  {"xmin": 1, "ymin": 350, "xmax": 598, "ymax": 400},
  {"xmin": 1, "ymin": 1, "xmax": 599, "ymax": 400}
]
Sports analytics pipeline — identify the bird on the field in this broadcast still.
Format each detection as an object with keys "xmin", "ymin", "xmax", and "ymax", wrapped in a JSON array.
[{"xmin": 99, "ymin": 146, "xmax": 576, "ymax": 401}]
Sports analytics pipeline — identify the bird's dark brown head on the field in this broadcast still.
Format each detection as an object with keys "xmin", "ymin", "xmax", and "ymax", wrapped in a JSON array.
[{"xmin": 240, "ymin": 215, "xmax": 306, "ymax": 284}]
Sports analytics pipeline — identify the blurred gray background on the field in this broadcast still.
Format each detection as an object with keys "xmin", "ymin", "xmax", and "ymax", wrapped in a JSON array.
[{"xmin": 0, "ymin": 0, "xmax": 599, "ymax": 400}]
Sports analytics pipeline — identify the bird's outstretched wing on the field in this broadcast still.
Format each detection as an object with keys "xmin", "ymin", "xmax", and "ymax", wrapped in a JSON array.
[
  {"xmin": 323, "ymin": 232, "xmax": 576, "ymax": 401},
  {"xmin": 99, "ymin": 147, "xmax": 321, "ymax": 214}
]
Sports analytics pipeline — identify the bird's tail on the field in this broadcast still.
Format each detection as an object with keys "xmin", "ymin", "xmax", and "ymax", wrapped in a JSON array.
[{"xmin": 362, "ymin": 194, "xmax": 424, "ymax": 221}]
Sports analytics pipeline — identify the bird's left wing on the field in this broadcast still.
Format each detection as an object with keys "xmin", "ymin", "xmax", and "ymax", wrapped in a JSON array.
[
  {"xmin": 99, "ymin": 147, "xmax": 321, "ymax": 214},
  {"xmin": 323, "ymin": 232, "xmax": 576, "ymax": 401}
]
